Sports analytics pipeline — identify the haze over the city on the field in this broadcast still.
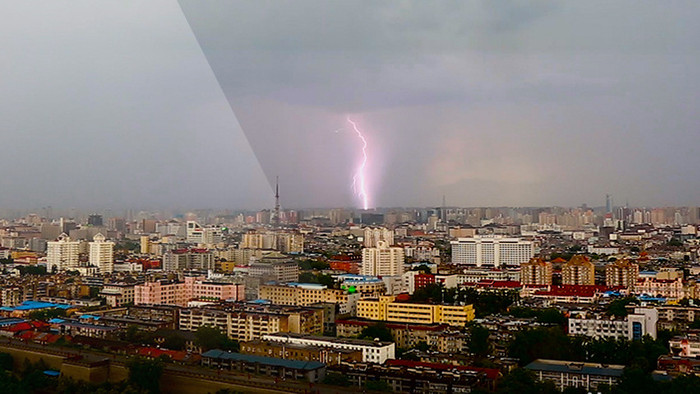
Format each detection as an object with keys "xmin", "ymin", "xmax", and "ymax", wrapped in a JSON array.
[{"xmin": 2, "ymin": 1, "xmax": 700, "ymax": 210}]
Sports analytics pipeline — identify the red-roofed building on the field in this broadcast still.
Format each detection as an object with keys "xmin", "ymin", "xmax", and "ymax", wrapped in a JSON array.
[
  {"xmin": 472, "ymin": 280, "xmax": 522, "ymax": 290},
  {"xmin": 137, "ymin": 346, "xmax": 200, "ymax": 364},
  {"xmin": 527, "ymin": 285, "xmax": 618, "ymax": 304}
]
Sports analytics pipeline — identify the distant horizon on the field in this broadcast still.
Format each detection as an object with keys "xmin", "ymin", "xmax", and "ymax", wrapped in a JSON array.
[{"xmin": 2, "ymin": 203, "xmax": 699, "ymax": 219}]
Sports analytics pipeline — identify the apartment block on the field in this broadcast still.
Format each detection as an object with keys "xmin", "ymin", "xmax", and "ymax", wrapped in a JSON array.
[
  {"xmin": 178, "ymin": 303, "xmax": 323, "ymax": 342},
  {"xmin": 258, "ymin": 283, "xmax": 360, "ymax": 315},
  {"xmin": 568, "ymin": 308, "xmax": 658, "ymax": 340},
  {"xmin": 263, "ymin": 332, "xmax": 395, "ymax": 364},
  {"xmin": 357, "ymin": 295, "xmax": 475, "ymax": 327}
]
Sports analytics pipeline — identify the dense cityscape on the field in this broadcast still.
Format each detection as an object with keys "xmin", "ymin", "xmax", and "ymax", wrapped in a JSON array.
[
  {"xmin": 0, "ymin": 200, "xmax": 699, "ymax": 393},
  {"xmin": 4, "ymin": 1, "xmax": 700, "ymax": 393}
]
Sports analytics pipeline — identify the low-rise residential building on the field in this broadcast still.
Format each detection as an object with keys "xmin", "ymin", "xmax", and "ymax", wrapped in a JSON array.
[
  {"xmin": 179, "ymin": 303, "xmax": 323, "ymax": 342},
  {"xmin": 263, "ymin": 332, "xmax": 395, "ymax": 364},
  {"xmin": 670, "ymin": 332, "xmax": 700, "ymax": 358},
  {"xmin": 162, "ymin": 249, "xmax": 215, "ymax": 271},
  {"xmin": 336, "ymin": 318, "xmax": 463, "ymax": 351},
  {"xmin": 634, "ymin": 277, "xmax": 694, "ymax": 300},
  {"xmin": 657, "ymin": 305, "xmax": 700, "ymax": 330},
  {"xmin": 526, "ymin": 359, "xmax": 624, "ymax": 391},
  {"xmin": 330, "ymin": 360, "xmax": 499, "ymax": 394},
  {"xmin": 258, "ymin": 283, "xmax": 359, "ymax": 315},
  {"xmin": 568, "ymin": 307, "xmax": 658, "ymax": 340},
  {"xmin": 202, "ymin": 350, "xmax": 326, "ymax": 383},
  {"xmin": 100, "ymin": 283, "xmax": 135, "ymax": 307},
  {"xmin": 239, "ymin": 339, "xmax": 362, "ymax": 365},
  {"xmin": 249, "ymin": 252, "xmax": 299, "ymax": 283},
  {"xmin": 134, "ymin": 276, "xmax": 244, "ymax": 307}
]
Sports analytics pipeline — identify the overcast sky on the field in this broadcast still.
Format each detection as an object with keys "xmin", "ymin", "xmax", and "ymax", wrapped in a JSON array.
[{"xmin": 1, "ymin": 1, "xmax": 699, "ymax": 210}]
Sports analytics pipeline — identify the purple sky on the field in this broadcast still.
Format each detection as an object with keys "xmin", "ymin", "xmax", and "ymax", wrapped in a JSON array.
[{"xmin": 1, "ymin": 1, "xmax": 699, "ymax": 210}]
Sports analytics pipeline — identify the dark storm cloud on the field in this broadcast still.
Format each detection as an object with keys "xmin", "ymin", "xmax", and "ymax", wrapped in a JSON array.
[
  {"xmin": 1, "ymin": 1, "xmax": 699, "ymax": 210},
  {"xmin": 179, "ymin": 0, "xmax": 700, "ymax": 208}
]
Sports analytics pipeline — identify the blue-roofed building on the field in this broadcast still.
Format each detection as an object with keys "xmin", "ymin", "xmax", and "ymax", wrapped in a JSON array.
[
  {"xmin": 0, "ymin": 301, "xmax": 72, "ymax": 317},
  {"xmin": 0, "ymin": 318, "xmax": 26, "ymax": 327},
  {"xmin": 526, "ymin": 359, "xmax": 624, "ymax": 391},
  {"xmin": 201, "ymin": 349, "xmax": 326, "ymax": 382}
]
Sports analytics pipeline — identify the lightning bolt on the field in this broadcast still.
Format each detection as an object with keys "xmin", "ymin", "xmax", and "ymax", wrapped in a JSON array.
[{"xmin": 347, "ymin": 117, "xmax": 369, "ymax": 210}]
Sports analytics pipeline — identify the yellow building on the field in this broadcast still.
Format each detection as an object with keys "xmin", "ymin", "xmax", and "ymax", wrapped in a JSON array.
[
  {"xmin": 520, "ymin": 257, "xmax": 553, "ymax": 285},
  {"xmin": 218, "ymin": 260, "xmax": 237, "ymax": 273},
  {"xmin": 562, "ymin": 255, "xmax": 595, "ymax": 286},
  {"xmin": 258, "ymin": 283, "xmax": 357, "ymax": 315},
  {"xmin": 605, "ymin": 259, "xmax": 639, "ymax": 288},
  {"xmin": 357, "ymin": 295, "xmax": 475, "ymax": 327}
]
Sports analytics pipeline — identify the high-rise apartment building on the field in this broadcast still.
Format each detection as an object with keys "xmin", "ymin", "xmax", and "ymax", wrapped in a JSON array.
[
  {"xmin": 89, "ymin": 233, "xmax": 114, "ymax": 274},
  {"xmin": 241, "ymin": 231, "xmax": 304, "ymax": 253},
  {"xmin": 46, "ymin": 233, "xmax": 80, "ymax": 273},
  {"xmin": 562, "ymin": 255, "xmax": 595, "ymax": 285},
  {"xmin": 363, "ymin": 227, "xmax": 394, "ymax": 247},
  {"xmin": 605, "ymin": 259, "xmax": 639, "ymax": 288},
  {"xmin": 361, "ymin": 241, "xmax": 405, "ymax": 276},
  {"xmin": 163, "ymin": 249, "xmax": 215, "ymax": 271},
  {"xmin": 520, "ymin": 257, "xmax": 553, "ymax": 285},
  {"xmin": 450, "ymin": 236, "xmax": 534, "ymax": 267}
]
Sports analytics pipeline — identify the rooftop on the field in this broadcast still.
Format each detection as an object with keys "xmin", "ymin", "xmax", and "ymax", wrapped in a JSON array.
[
  {"xmin": 525, "ymin": 359, "xmax": 624, "ymax": 377},
  {"xmin": 202, "ymin": 349, "xmax": 325, "ymax": 370}
]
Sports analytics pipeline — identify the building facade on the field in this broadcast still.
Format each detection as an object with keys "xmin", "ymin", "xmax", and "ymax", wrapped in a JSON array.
[
  {"xmin": 262, "ymin": 332, "xmax": 395, "ymax": 364},
  {"xmin": 568, "ymin": 308, "xmax": 658, "ymax": 340},
  {"xmin": 562, "ymin": 255, "xmax": 595, "ymax": 286},
  {"xmin": 450, "ymin": 236, "xmax": 534, "ymax": 267},
  {"xmin": 88, "ymin": 233, "xmax": 114, "ymax": 274},
  {"xmin": 361, "ymin": 241, "xmax": 405, "ymax": 277},
  {"xmin": 520, "ymin": 257, "xmax": 553, "ymax": 285},
  {"xmin": 605, "ymin": 259, "xmax": 639, "ymax": 288},
  {"xmin": 357, "ymin": 295, "xmax": 475, "ymax": 327},
  {"xmin": 46, "ymin": 234, "xmax": 80, "ymax": 272}
]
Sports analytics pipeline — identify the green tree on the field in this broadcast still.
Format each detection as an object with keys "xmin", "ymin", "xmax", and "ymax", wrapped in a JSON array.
[
  {"xmin": 359, "ymin": 323, "xmax": 393, "ymax": 342},
  {"xmin": 508, "ymin": 327, "xmax": 584, "ymax": 366},
  {"xmin": 496, "ymin": 368, "xmax": 540, "ymax": 394},
  {"xmin": 607, "ymin": 297, "xmax": 637, "ymax": 318},
  {"xmin": 614, "ymin": 366, "xmax": 657, "ymax": 394},
  {"xmin": 365, "ymin": 380, "xmax": 391, "ymax": 392},
  {"xmin": 322, "ymin": 372, "xmax": 350, "ymax": 386},
  {"xmin": 468, "ymin": 325, "xmax": 491, "ymax": 358},
  {"xmin": 195, "ymin": 326, "xmax": 239, "ymax": 352},
  {"xmin": 0, "ymin": 353, "xmax": 13, "ymax": 371},
  {"xmin": 127, "ymin": 357, "xmax": 163, "ymax": 394}
]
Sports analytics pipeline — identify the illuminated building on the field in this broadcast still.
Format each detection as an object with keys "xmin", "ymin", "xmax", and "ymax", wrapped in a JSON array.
[{"xmin": 356, "ymin": 295, "xmax": 475, "ymax": 327}]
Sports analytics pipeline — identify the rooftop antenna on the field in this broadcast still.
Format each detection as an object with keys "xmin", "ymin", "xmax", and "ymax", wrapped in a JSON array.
[{"xmin": 273, "ymin": 176, "xmax": 281, "ymax": 227}]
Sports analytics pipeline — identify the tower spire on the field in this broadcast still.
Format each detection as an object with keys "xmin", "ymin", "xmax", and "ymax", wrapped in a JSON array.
[{"xmin": 273, "ymin": 176, "xmax": 281, "ymax": 227}]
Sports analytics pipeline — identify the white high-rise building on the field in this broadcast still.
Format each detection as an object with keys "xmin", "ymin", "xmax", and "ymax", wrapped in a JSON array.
[
  {"xmin": 89, "ymin": 233, "xmax": 114, "ymax": 274},
  {"xmin": 361, "ymin": 241, "xmax": 405, "ymax": 276},
  {"xmin": 363, "ymin": 227, "xmax": 394, "ymax": 248},
  {"xmin": 450, "ymin": 236, "xmax": 534, "ymax": 267},
  {"xmin": 46, "ymin": 233, "xmax": 80, "ymax": 273},
  {"xmin": 186, "ymin": 221, "xmax": 223, "ymax": 245}
]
